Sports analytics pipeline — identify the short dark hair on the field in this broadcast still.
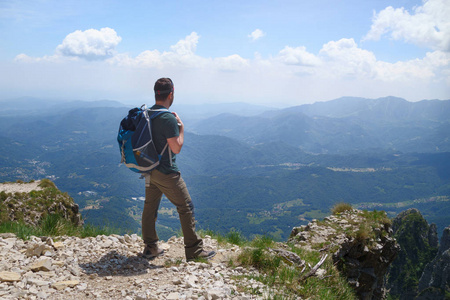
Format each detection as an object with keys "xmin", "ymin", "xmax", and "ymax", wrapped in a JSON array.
[{"xmin": 154, "ymin": 78, "xmax": 174, "ymax": 101}]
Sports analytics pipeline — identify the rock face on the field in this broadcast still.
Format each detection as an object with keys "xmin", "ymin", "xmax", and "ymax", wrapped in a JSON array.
[
  {"xmin": 416, "ymin": 226, "xmax": 450, "ymax": 299},
  {"xmin": 0, "ymin": 180, "xmax": 82, "ymax": 227},
  {"xmin": 289, "ymin": 209, "xmax": 399, "ymax": 300},
  {"xmin": 386, "ymin": 209, "xmax": 439, "ymax": 300},
  {"xmin": 0, "ymin": 233, "xmax": 266, "ymax": 299}
]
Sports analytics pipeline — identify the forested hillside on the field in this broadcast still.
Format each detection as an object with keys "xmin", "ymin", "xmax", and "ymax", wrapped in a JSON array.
[{"xmin": 0, "ymin": 97, "xmax": 449, "ymax": 240}]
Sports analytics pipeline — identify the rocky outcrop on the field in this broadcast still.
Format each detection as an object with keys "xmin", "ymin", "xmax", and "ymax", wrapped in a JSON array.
[
  {"xmin": 386, "ymin": 209, "xmax": 439, "ymax": 300},
  {"xmin": 0, "ymin": 180, "xmax": 82, "ymax": 227},
  {"xmin": 289, "ymin": 209, "xmax": 399, "ymax": 300},
  {"xmin": 416, "ymin": 226, "xmax": 450, "ymax": 299}
]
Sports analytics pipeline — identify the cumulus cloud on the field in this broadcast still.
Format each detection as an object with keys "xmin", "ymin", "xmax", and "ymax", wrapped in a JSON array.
[
  {"xmin": 110, "ymin": 32, "xmax": 249, "ymax": 71},
  {"xmin": 213, "ymin": 54, "xmax": 250, "ymax": 71},
  {"xmin": 274, "ymin": 37, "xmax": 449, "ymax": 84},
  {"xmin": 110, "ymin": 32, "xmax": 206, "ymax": 69},
  {"xmin": 9, "ymin": 26, "xmax": 449, "ymax": 104},
  {"xmin": 248, "ymin": 29, "xmax": 265, "ymax": 41},
  {"xmin": 319, "ymin": 38, "xmax": 377, "ymax": 78},
  {"xmin": 364, "ymin": 0, "xmax": 450, "ymax": 52},
  {"xmin": 170, "ymin": 32, "xmax": 199, "ymax": 56},
  {"xmin": 56, "ymin": 27, "xmax": 122, "ymax": 60},
  {"xmin": 278, "ymin": 46, "xmax": 321, "ymax": 66}
]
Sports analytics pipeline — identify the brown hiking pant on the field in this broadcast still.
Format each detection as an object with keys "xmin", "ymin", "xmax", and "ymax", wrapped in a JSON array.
[{"xmin": 141, "ymin": 169, "xmax": 203, "ymax": 259}]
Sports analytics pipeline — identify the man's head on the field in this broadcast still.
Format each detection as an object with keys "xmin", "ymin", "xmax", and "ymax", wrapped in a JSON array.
[{"xmin": 154, "ymin": 78, "xmax": 174, "ymax": 104}]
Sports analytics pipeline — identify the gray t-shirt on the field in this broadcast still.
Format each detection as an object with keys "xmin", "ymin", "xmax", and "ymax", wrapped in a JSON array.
[{"xmin": 150, "ymin": 105, "xmax": 179, "ymax": 174}]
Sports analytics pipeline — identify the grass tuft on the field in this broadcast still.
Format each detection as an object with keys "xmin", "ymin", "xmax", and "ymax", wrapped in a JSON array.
[
  {"xmin": 331, "ymin": 202, "xmax": 353, "ymax": 215},
  {"xmin": 38, "ymin": 178, "xmax": 57, "ymax": 189},
  {"xmin": 199, "ymin": 229, "xmax": 247, "ymax": 246},
  {"xmin": 0, "ymin": 213, "xmax": 114, "ymax": 240}
]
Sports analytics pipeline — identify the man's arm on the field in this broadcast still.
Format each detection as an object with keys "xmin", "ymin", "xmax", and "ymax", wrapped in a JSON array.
[{"xmin": 166, "ymin": 112, "xmax": 184, "ymax": 154}]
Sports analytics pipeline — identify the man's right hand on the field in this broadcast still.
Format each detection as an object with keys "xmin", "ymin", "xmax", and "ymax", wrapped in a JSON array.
[{"xmin": 172, "ymin": 112, "xmax": 183, "ymax": 128}]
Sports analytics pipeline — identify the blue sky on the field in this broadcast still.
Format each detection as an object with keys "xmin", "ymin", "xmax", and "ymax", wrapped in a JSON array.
[{"xmin": 0, "ymin": 0, "xmax": 449, "ymax": 106}]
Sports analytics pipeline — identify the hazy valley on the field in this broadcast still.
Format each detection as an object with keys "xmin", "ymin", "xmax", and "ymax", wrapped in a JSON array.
[{"xmin": 0, "ymin": 96, "xmax": 449, "ymax": 241}]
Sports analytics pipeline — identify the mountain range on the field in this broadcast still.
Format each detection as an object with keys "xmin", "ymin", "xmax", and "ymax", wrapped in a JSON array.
[
  {"xmin": 0, "ymin": 96, "xmax": 449, "ymax": 240},
  {"xmin": 190, "ymin": 96, "xmax": 450, "ymax": 153}
]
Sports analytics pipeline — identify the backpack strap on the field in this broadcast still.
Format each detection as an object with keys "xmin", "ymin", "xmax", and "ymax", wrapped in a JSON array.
[{"xmin": 147, "ymin": 108, "xmax": 173, "ymax": 166}]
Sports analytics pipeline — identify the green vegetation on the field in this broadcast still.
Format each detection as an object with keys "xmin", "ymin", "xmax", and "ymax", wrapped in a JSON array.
[
  {"xmin": 1, "ymin": 128, "xmax": 449, "ymax": 240},
  {"xmin": 351, "ymin": 210, "xmax": 391, "ymax": 246},
  {"xmin": 199, "ymin": 229, "xmax": 247, "ymax": 247},
  {"xmin": 0, "ymin": 213, "xmax": 113, "ymax": 239},
  {"xmin": 38, "ymin": 178, "xmax": 57, "ymax": 189},
  {"xmin": 386, "ymin": 210, "xmax": 439, "ymax": 299},
  {"xmin": 236, "ymin": 236, "xmax": 357, "ymax": 299},
  {"xmin": 331, "ymin": 202, "xmax": 353, "ymax": 215},
  {"xmin": 359, "ymin": 209, "xmax": 392, "ymax": 227},
  {"xmin": 0, "ymin": 179, "xmax": 116, "ymax": 239},
  {"xmin": 0, "ymin": 181, "xmax": 75, "ymax": 225}
]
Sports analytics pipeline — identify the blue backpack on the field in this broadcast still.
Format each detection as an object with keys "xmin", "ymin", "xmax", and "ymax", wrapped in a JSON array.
[{"xmin": 117, "ymin": 105, "xmax": 171, "ymax": 174}]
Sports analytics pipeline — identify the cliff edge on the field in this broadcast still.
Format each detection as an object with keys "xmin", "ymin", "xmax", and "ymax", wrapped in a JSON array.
[
  {"xmin": 289, "ymin": 208, "xmax": 399, "ymax": 300},
  {"xmin": 0, "ymin": 179, "xmax": 82, "ymax": 227}
]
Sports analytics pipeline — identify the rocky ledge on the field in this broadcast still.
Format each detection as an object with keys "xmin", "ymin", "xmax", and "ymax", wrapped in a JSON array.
[
  {"xmin": 0, "ymin": 233, "xmax": 267, "ymax": 300},
  {"xmin": 0, "ymin": 180, "xmax": 82, "ymax": 227},
  {"xmin": 289, "ymin": 209, "xmax": 399, "ymax": 300}
]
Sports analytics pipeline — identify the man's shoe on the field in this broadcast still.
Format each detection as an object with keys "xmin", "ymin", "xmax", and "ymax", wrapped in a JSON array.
[
  {"xmin": 142, "ymin": 244, "xmax": 164, "ymax": 259},
  {"xmin": 187, "ymin": 250, "xmax": 216, "ymax": 261}
]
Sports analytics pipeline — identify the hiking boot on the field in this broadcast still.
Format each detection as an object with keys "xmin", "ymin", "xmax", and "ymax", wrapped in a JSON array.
[
  {"xmin": 187, "ymin": 250, "xmax": 216, "ymax": 261},
  {"xmin": 142, "ymin": 244, "xmax": 164, "ymax": 259}
]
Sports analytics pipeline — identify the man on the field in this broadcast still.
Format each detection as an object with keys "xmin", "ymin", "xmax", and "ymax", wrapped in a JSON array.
[{"xmin": 141, "ymin": 77, "xmax": 215, "ymax": 261}]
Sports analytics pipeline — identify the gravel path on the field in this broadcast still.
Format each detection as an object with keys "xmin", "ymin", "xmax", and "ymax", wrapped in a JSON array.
[
  {"xmin": 0, "ymin": 234, "xmax": 268, "ymax": 299},
  {"xmin": 0, "ymin": 181, "xmax": 43, "ymax": 194}
]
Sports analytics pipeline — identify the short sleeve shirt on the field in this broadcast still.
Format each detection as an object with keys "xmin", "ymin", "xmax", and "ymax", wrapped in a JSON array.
[{"xmin": 150, "ymin": 104, "xmax": 180, "ymax": 174}]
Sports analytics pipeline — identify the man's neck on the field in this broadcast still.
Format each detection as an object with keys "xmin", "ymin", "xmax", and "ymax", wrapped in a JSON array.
[{"xmin": 155, "ymin": 101, "xmax": 169, "ymax": 109}]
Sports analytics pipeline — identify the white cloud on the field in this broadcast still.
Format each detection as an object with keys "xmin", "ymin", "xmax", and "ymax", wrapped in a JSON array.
[
  {"xmin": 14, "ymin": 53, "xmax": 37, "ymax": 63},
  {"xmin": 170, "ymin": 32, "xmax": 199, "ymax": 56},
  {"xmin": 8, "ymin": 28, "xmax": 450, "ymax": 105},
  {"xmin": 111, "ymin": 32, "xmax": 250, "ymax": 71},
  {"xmin": 109, "ymin": 32, "xmax": 207, "ymax": 69},
  {"xmin": 364, "ymin": 0, "xmax": 450, "ymax": 52},
  {"xmin": 213, "ymin": 54, "xmax": 250, "ymax": 71},
  {"xmin": 248, "ymin": 29, "xmax": 265, "ymax": 41},
  {"xmin": 14, "ymin": 53, "xmax": 69, "ymax": 63},
  {"xmin": 318, "ymin": 38, "xmax": 377, "ymax": 78},
  {"xmin": 56, "ymin": 27, "xmax": 122, "ymax": 60},
  {"xmin": 274, "ymin": 38, "xmax": 449, "ymax": 84},
  {"xmin": 278, "ymin": 46, "xmax": 321, "ymax": 66}
]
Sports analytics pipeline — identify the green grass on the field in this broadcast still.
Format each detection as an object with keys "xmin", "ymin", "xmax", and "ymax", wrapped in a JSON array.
[
  {"xmin": 331, "ymin": 202, "xmax": 353, "ymax": 215},
  {"xmin": 38, "ymin": 178, "xmax": 57, "ymax": 189},
  {"xmin": 233, "ymin": 235, "xmax": 357, "ymax": 299},
  {"xmin": 199, "ymin": 229, "xmax": 247, "ymax": 246},
  {"xmin": 358, "ymin": 209, "xmax": 392, "ymax": 227},
  {"xmin": 0, "ymin": 213, "xmax": 114, "ymax": 239},
  {"xmin": 199, "ymin": 229, "xmax": 357, "ymax": 298}
]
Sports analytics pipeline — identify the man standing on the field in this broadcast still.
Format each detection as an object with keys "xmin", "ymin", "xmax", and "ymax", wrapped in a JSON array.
[{"xmin": 141, "ymin": 77, "xmax": 215, "ymax": 261}]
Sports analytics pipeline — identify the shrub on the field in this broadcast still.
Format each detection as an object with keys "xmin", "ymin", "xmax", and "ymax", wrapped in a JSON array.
[
  {"xmin": 226, "ymin": 230, "xmax": 246, "ymax": 246},
  {"xmin": 355, "ymin": 223, "xmax": 371, "ymax": 242},
  {"xmin": 331, "ymin": 203, "xmax": 353, "ymax": 215},
  {"xmin": 38, "ymin": 179, "xmax": 56, "ymax": 189}
]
